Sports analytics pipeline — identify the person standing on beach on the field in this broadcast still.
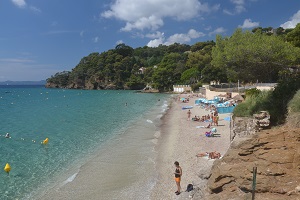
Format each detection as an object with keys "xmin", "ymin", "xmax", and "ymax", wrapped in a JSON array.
[
  {"xmin": 187, "ymin": 109, "xmax": 191, "ymax": 120},
  {"xmin": 174, "ymin": 161, "xmax": 182, "ymax": 195}
]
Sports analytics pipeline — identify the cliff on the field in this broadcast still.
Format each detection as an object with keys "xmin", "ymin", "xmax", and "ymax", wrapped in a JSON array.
[{"xmin": 206, "ymin": 126, "xmax": 300, "ymax": 200}]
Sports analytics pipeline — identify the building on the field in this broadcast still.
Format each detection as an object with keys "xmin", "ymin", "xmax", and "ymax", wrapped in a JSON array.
[{"xmin": 173, "ymin": 85, "xmax": 191, "ymax": 93}]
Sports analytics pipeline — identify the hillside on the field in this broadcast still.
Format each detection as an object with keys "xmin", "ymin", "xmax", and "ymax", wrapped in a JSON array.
[{"xmin": 46, "ymin": 25, "xmax": 300, "ymax": 92}]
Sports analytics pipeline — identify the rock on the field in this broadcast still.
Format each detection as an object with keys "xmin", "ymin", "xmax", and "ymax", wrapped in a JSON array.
[{"xmin": 206, "ymin": 127, "xmax": 300, "ymax": 199}]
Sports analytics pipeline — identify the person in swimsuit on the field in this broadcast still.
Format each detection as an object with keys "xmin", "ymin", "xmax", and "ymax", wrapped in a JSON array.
[
  {"xmin": 174, "ymin": 161, "xmax": 182, "ymax": 195},
  {"xmin": 187, "ymin": 110, "xmax": 191, "ymax": 120}
]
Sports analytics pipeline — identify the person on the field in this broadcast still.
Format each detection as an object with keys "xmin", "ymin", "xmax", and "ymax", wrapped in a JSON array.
[
  {"xmin": 187, "ymin": 110, "xmax": 191, "ymax": 120},
  {"xmin": 174, "ymin": 161, "xmax": 182, "ymax": 195},
  {"xmin": 5, "ymin": 133, "xmax": 10, "ymax": 138},
  {"xmin": 196, "ymin": 151, "xmax": 221, "ymax": 159},
  {"xmin": 208, "ymin": 151, "xmax": 221, "ymax": 159}
]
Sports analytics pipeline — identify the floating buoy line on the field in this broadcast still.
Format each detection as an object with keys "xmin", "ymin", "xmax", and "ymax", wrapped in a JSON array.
[{"xmin": 0, "ymin": 135, "xmax": 49, "ymax": 175}]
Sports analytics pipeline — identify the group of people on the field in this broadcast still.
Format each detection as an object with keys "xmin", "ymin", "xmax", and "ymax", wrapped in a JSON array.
[
  {"xmin": 189, "ymin": 110, "xmax": 219, "ymax": 126},
  {"xmin": 176, "ymin": 95, "xmax": 224, "ymax": 196}
]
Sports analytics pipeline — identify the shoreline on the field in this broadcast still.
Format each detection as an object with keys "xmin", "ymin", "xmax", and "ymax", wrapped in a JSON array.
[
  {"xmin": 32, "ymin": 96, "xmax": 171, "ymax": 200},
  {"xmin": 32, "ymin": 94, "xmax": 232, "ymax": 199},
  {"xmin": 151, "ymin": 94, "xmax": 232, "ymax": 199}
]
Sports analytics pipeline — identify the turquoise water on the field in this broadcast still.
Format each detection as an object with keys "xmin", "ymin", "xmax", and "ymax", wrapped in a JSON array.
[{"xmin": 0, "ymin": 86, "xmax": 168, "ymax": 199}]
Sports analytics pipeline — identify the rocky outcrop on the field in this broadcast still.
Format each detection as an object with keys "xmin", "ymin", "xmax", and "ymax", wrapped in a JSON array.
[
  {"xmin": 206, "ymin": 127, "xmax": 300, "ymax": 200},
  {"xmin": 45, "ymin": 82, "xmax": 60, "ymax": 88},
  {"xmin": 232, "ymin": 111, "xmax": 270, "ymax": 140},
  {"xmin": 253, "ymin": 111, "xmax": 271, "ymax": 128}
]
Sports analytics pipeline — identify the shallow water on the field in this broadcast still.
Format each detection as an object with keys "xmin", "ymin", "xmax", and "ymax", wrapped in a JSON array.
[{"xmin": 0, "ymin": 86, "xmax": 169, "ymax": 199}]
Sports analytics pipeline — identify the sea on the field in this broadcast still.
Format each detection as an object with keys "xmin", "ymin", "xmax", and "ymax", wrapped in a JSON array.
[{"xmin": 0, "ymin": 85, "xmax": 170, "ymax": 200}]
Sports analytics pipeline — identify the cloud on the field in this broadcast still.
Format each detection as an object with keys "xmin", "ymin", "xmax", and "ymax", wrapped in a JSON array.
[
  {"xmin": 29, "ymin": 6, "xmax": 41, "ymax": 13},
  {"xmin": 147, "ymin": 29, "xmax": 205, "ymax": 47},
  {"xmin": 11, "ymin": 0, "xmax": 41, "ymax": 13},
  {"xmin": 223, "ymin": 0, "xmax": 246, "ymax": 15},
  {"xmin": 101, "ymin": 0, "xmax": 219, "ymax": 31},
  {"xmin": 45, "ymin": 30, "xmax": 75, "ymax": 35},
  {"xmin": 280, "ymin": 10, "xmax": 300, "ymax": 29},
  {"xmin": 80, "ymin": 30, "xmax": 84, "ymax": 37},
  {"xmin": 93, "ymin": 37, "xmax": 99, "ymax": 43},
  {"xmin": 209, "ymin": 27, "xmax": 226, "ymax": 36},
  {"xmin": 0, "ymin": 58, "xmax": 35, "ymax": 63},
  {"xmin": 145, "ymin": 31, "xmax": 164, "ymax": 39},
  {"xmin": 11, "ymin": 0, "xmax": 26, "ymax": 8},
  {"xmin": 239, "ymin": 18, "xmax": 259, "ymax": 28},
  {"xmin": 116, "ymin": 40, "xmax": 124, "ymax": 45}
]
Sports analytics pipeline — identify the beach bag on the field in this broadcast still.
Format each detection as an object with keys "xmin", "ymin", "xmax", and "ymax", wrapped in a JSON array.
[{"xmin": 186, "ymin": 184, "xmax": 193, "ymax": 192}]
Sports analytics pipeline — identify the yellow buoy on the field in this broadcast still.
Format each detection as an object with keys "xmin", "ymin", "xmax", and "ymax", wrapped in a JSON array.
[
  {"xmin": 4, "ymin": 163, "xmax": 11, "ymax": 173},
  {"xmin": 42, "ymin": 138, "xmax": 49, "ymax": 145}
]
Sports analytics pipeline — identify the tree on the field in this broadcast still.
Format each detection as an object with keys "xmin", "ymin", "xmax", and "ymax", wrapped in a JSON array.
[
  {"xmin": 286, "ymin": 23, "xmax": 300, "ymax": 47},
  {"xmin": 152, "ymin": 53, "xmax": 185, "ymax": 91},
  {"xmin": 180, "ymin": 67, "xmax": 200, "ymax": 84},
  {"xmin": 211, "ymin": 29, "xmax": 300, "ymax": 83}
]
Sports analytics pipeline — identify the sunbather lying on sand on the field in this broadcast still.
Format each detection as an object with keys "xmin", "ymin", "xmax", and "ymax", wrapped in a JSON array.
[
  {"xmin": 195, "ymin": 124, "xmax": 211, "ymax": 129},
  {"xmin": 196, "ymin": 151, "xmax": 221, "ymax": 159}
]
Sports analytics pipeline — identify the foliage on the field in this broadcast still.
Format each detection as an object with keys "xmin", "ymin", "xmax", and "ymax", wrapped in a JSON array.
[
  {"xmin": 288, "ymin": 90, "xmax": 300, "ymax": 113},
  {"xmin": 267, "ymin": 71, "xmax": 300, "ymax": 124},
  {"xmin": 211, "ymin": 29, "xmax": 300, "ymax": 83},
  {"xmin": 191, "ymin": 82, "xmax": 202, "ymax": 92},
  {"xmin": 47, "ymin": 71, "xmax": 70, "ymax": 87},
  {"xmin": 286, "ymin": 23, "xmax": 300, "ymax": 47},
  {"xmin": 152, "ymin": 53, "xmax": 186, "ymax": 91},
  {"xmin": 233, "ymin": 90, "xmax": 272, "ymax": 117},
  {"xmin": 245, "ymin": 88, "xmax": 261, "ymax": 98},
  {"xmin": 201, "ymin": 64, "xmax": 227, "ymax": 83},
  {"xmin": 234, "ymin": 71, "xmax": 300, "ymax": 124},
  {"xmin": 180, "ymin": 67, "xmax": 200, "ymax": 84},
  {"xmin": 47, "ymin": 26, "xmax": 300, "ymax": 92}
]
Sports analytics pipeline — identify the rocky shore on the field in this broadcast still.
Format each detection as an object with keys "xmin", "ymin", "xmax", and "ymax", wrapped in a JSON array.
[{"xmin": 206, "ymin": 126, "xmax": 300, "ymax": 200}]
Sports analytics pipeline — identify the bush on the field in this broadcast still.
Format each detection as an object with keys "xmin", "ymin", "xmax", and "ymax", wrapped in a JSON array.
[
  {"xmin": 245, "ymin": 88, "xmax": 261, "ymax": 98},
  {"xmin": 233, "ymin": 90, "xmax": 272, "ymax": 117},
  {"xmin": 288, "ymin": 90, "xmax": 300, "ymax": 114},
  {"xmin": 191, "ymin": 82, "xmax": 202, "ymax": 92}
]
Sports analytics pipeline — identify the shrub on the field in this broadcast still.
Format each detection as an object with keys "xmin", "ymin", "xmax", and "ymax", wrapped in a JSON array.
[
  {"xmin": 233, "ymin": 90, "xmax": 272, "ymax": 117},
  {"xmin": 288, "ymin": 90, "xmax": 300, "ymax": 114},
  {"xmin": 191, "ymin": 82, "xmax": 202, "ymax": 92},
  {"xmin": 245, "ymin": 88, "xmax": 261, "ymax": 98}
]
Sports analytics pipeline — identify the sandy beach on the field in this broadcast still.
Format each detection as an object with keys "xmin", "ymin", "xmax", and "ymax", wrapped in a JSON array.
[{"xmin": 151, "ymin": 94, "xmax": 232, "ymax": 199}]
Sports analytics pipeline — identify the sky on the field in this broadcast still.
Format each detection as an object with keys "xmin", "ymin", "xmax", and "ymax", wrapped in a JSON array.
[{"xmin": 1, "ymin": 0, "xmax": 300, "ymax": 81}]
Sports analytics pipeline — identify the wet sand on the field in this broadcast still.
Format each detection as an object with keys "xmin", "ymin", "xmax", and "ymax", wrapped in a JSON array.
[{"xmin": 151, "ymin": 95, "xmax": 232, "ymax": 199}]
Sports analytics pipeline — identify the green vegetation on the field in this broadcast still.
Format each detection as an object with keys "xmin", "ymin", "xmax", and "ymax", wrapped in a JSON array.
[
  {"xmin": 288, "ymin": 90, "xmax": 300, "ymax": 113},
  {"xmin": 47, "ymin": 24, "xmax": 300, "ymax": 93},
  {"xmin": 245, "ymin": 88, "xmax": 261, "ymax": 97},
  {"xmin": 233, "ymin": 90, "xmax": 272, "ymax": 117},
  {"xmin": 286, "ymin": 90, "xmax": 300, "ymax": 127},
  {"xmin": 234, "ymin": 71, "xmax": 300, "ymax": 125}
]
